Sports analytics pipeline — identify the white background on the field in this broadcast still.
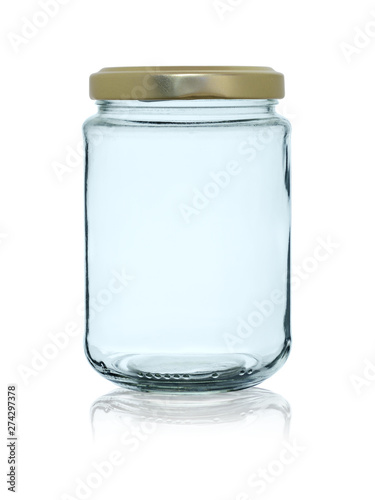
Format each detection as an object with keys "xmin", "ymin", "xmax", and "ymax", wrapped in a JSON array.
[{"xmin": 1, "ymin": 0, "xmax": 375, "ymax": 498}]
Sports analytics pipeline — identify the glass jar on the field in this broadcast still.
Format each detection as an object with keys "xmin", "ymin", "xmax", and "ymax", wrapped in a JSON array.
[{"xmin": 83, "ymin": 67, "xmax": 291, "ymax": 392}]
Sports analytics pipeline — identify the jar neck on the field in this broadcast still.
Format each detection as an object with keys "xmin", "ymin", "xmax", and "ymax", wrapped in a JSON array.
[{"xmin": 95, "ymin": 99, "xmax": 278, "ymax": 122}]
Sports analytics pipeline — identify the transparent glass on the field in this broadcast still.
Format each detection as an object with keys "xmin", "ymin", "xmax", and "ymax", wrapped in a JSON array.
[{"xmin": 83, "ymin": 99, "xmax": 291, "ymax": 392}]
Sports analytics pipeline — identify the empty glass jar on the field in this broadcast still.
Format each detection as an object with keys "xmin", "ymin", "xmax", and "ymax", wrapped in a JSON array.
[{"xmin": 84, "ymin": 67, "xmax": 291, "ymax": 392}]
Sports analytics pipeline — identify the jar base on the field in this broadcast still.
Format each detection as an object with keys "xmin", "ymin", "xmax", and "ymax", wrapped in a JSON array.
[{"xmin": 87, "ymin": 349, "xmax": 290, "ymax": 393}]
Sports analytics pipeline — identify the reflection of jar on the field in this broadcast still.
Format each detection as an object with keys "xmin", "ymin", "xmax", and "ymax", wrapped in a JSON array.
[
  {"xmin": 84, "ymin": 67, "xmax": 291, "ymax": 392},
  {"xmin": 91, "ymin": 388, "xmax": 291, "ymax": 431},
  {"xmin": 91, "ymin": 389, "xmax": 291, "ymax": 499}
]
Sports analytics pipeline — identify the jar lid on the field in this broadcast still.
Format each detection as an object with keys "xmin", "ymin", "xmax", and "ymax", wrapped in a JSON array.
[{"xmin": 89, "ymin": 66, "xmax": 285, "ymax": 100}]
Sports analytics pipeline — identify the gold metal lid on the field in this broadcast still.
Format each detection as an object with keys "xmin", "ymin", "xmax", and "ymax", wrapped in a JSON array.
[{"xmin": 89, "ymin": 66, "xmax": 285, "ymax": 100}]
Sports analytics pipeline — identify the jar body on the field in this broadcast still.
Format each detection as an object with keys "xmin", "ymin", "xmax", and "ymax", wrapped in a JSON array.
[{"xmin": 83, "ymin": 100, "xmax": 291, "ymax": 392}]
